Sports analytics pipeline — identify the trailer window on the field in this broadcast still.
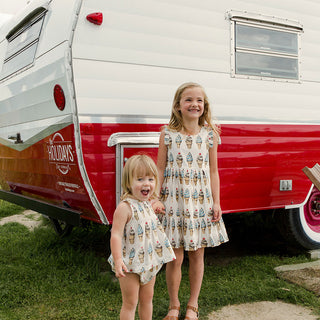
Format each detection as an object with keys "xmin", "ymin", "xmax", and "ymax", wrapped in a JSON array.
[
  {"xmin": 229, "ymin": 12, "xmax": 303, "ymax": 81},
  {"xmin": 0, "ymin": 10, "xmax": 46, "ymax": 80}
]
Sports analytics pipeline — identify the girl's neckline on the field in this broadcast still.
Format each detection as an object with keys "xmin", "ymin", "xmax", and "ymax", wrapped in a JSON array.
[{"xmin": 179, "ymin": 126, "xmax": 203, "ymax": 136}]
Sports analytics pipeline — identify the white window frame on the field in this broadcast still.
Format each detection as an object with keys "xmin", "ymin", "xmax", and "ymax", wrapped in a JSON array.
[
  {"xmin": 0, "ymin": 8, "xmax": 47, "ymax": 80},
  {"xmin": 227, "ymin": 10, "xmax": 303, "ymax": 82}
]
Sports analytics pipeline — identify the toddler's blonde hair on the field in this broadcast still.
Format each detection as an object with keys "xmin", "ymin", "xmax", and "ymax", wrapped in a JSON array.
[
  {"xmin": 121, "ymin": 154, "xmax": 159, "ymax": 200},
  {"xmin": 168, "ymin": 82, "xmax": 220, "ymax": 136}
]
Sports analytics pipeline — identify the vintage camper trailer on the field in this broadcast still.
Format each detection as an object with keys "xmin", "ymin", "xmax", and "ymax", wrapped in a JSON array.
[{"xmin": 0, "ymin": 0, "xmax": 320, "ymax": 248}]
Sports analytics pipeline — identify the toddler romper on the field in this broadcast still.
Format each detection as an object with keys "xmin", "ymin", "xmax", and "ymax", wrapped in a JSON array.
[
  {"xmin": 108, "ymin": 198, "xmax": 176, "ymax": 284},
  {"xmin": 160, "ymin": 126, "xmax": 229, "ymax": 251}
]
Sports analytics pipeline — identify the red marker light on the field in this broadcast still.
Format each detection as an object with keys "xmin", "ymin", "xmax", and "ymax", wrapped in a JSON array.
[
  {"xmin": 86, "ymin": 12, "xmax": 103, "ymax": 25},
  {"xmin": 53, "ymin": 85, "xmax": 65, "ymax": 111}
]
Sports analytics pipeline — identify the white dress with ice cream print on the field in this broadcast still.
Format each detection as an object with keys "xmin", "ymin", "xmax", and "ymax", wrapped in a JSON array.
[
  {"xmin": 160, "ymin": 126, "xmax": 229, "ymax": 251},
  {"xmin": 108, "ymin": 198, "xmax": 175, "ymax": 283}
]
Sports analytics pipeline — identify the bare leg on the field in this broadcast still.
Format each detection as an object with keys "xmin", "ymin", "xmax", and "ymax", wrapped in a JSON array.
[
  {"xmin": 185, "ymin": 248, "xmax": 204, "ymax": 319},
  {"xmin": 164, "ymin": 247, "xmax": 184, "ymax": 318},
  {"xmin": 119, "ymin": 273, "xmax": 140, "ymax": 320},
  {"xmin": 138, "ymin": 276, "xmax": 156, "ymax": 320}
]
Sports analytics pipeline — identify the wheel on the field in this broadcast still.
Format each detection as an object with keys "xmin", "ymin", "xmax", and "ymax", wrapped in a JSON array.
[
  {"xmin": 277, "ymin": 187, "xmax": 320, "ymax": 249},
  {"xmin": 49, "ymin": 217, "xmax": 73, "ymax": 237}
]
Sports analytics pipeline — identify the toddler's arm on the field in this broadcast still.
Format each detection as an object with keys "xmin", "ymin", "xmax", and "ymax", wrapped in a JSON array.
[{"xmin": 110, "ymin": 202, "xmax": 130, "ymax": 278}]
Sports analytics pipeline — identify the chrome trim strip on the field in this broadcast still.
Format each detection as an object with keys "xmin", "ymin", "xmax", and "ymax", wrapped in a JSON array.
[{"xmin": 108, "ymin": 132, "xmax": 160, "ymax": 147}]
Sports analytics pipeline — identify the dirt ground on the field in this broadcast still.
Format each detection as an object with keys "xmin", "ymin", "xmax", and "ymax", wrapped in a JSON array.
[
  {"xmin": 1, "ymin": 211, "xmax": 320, "ymax": 320},
  {"xmin": 208, "ymin": 301, "xmax": 319, "ymax": 320}
]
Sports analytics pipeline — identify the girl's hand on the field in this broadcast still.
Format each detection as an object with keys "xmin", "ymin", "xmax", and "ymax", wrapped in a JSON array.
[
  {"xmin": 152, "ymin": 199, "xmax": 166, "ymax": 214},
  {"xmin": 212, "ymin": 203, "xmax": 222, "ymax": 222},
  {"xmin": 114, "ymin": 259, "xmax": 128, "ymax": 278}
]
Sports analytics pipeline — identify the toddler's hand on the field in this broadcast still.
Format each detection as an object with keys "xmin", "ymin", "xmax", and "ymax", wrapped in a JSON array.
[
  {"xmin": 152, "ymin": 199, "xmax": 166, "ymax": 214},
  {"xmin": 114, "ymin": 259, "xmax": 128, "ymax": 278}
]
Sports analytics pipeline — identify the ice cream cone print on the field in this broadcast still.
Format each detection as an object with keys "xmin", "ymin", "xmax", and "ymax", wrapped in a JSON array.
[
  {"xmin": 163, "ymin": 216, "xmax": 168, "ymax": 232},
  {"xmin": 123, "ymin": 246, "xmax": 126, "ymax": 257},
  {"xmin": 165, "ymin": 135, "xmax": 172, "ymax": 149},
  {"xmin": 199, "ymin": 190, "xmax": 204, "ymax": 204},
  {"xmin": 183, "ymin": 220, "xmax": 188, "ymax": 235},
  {"xmin": 205, "ymin": 153, "xmax": 209, "ymax": 167},
  {"xmin": 171, "ymin": 238, "xmax": 177, "ymax": 248},
  {"xmin": 193, "ymin": 171, "xmax": 198, "ymax": 185},
  {"xmin": 163, "ymin": 187, "xmax": 169, "ymax": 201},
  {"xmin": 164, "ymin": 237, "xmax": 173, "ymax": 254},
  {"xmin": 179, "ymin": 169, "xmax": 184, "ymax": 184},
  {"xmin": 185, "ymin": 170, "xmax": 190, "ymax": 185},
  {"xmin": 169, "ymin": 206, "xmax": 174, "ymax": 216},
  {"xmin": 201, "ymin": 219, "xmax": 206, "ymax": 233},
  {"xmin": 192, "ymin": 189, "xmax": 198, "ymax": 205},
  {"xmin": 193, "ymin": 209, "xmax": 199, "ymax": 219},
  {"xmin": 201, "ymin": 238, "xmax": 208, "ymax": 247},
  {"xmin": 176, "ymin": 188, "xmax": 179, "ymax": 202},
  {"xmin": 176, "ymin": 134, "xmax": 182, "ymax": 148},
  {"xmin": 197, "ymin": 153, "xmax": 203, "ymax": 168},
  {"xmin": 176, "ymin": 208, "xmax": 181, "ymax": 217},
  {"xmin": 148, "ymin": 243, "xmax": 153, "ymax": 259},
  {"xmin": 175, "ymin": 169, "xmax": 179, "ymax": 181},
  {"xmin": 155, "ymin": 242, "xmax": 163, "ymax": 257},
  {"xmin": 169, "ymin": 153, "xmax": 174, "ymax": 167},
  {"xmin": 196, "ymin": 135, "xmax": 202, "ymax": 149},
  {"xmin": 151, "ymin": 220, "xmax": 157, "ymax": 236},
  {"xmin": 176, "ymin": 153, "xmax": 183, "ymax": 168},
  {"xmin": 184, "ymin": 188, "xmax": 190, "ymax": 205},
  {"xmin": 203, "ymin": 171, "xmax": 207, "ymax": 185},
  {"xmin": 184, "ymin": 208, "xmax": 190, "ymax": 219},
  {"xmin": 133, "ymin": 207, "xmax": 139, "ymax": 220},
  {"xmin": 189, "ymin": 220, "xmax": 194, "ymax": 236},
  {"xmin": 177, "ymin": 219, "xmax": 182, "ymax": 232},
  {"xmin": 206, "ymin": 188, "xmax": 211, "ymax": 203},
  {"xmin": 207, "ymin": 218, "xmax": 212, "ymax": 233},
  {"xmin": 143, "ymin": 202, "xmax": 151, "ymax": 215},
  {"xmin": 186, "ymin": 152, "xmax": 193, "ymax": 168},
  {"xmin": 138, "ymin": 224, "xmax": 143, "ymax": 241},
  {"xmin": 189, "ymin": 240, "xmax": 195, "ymax": 251},
  {"xmin": 145, "ymin": 222, "xmax": 150, "ymax": 238},
  {"xmin": 171, "ymin": 218, "xmax": 175, "ymax": 233},
  {"xmin": 206, "ymin": 137, "xmax": 209, "ymax": 150},
  {"xmin": 138, "ymin": 203, "xmax": 145, "ymax": 217},
  {"xmin": 129, "ymin": 248, "xmax": 135, "ymax": 265},
  {"xmin": 186, "ymin": 136, "xmax": 193, "ymax": 149},
  {"xmin": 129, "ymin": 228, "xmax": 135, "ymax": 244},
  {"xmin": 199, "ymin": 208, "xmax": 205, "ymax": 217},
  {"xmin": 138, "ymin": 247, "xmax": 145, "ymax": 263}
]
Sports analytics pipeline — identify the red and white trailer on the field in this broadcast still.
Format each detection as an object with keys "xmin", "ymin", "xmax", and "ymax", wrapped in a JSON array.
[{"xmin": 0, "ymin": 0, "xmax": 320, "ymax": 248}]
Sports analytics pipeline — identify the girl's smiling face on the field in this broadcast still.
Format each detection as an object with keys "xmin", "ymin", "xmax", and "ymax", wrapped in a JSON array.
[
  {"xmin": 131, "ymin": 173, "xmax": 156, "ymax": 201},
  {"xmin": 178, "ymin": 87, "xmax": 205, "ymax": 121}
]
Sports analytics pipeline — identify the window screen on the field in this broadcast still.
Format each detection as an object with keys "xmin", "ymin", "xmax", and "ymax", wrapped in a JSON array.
[{"xmin": 231, "ymin": 17, "xmax": 302, "ymax": 80}]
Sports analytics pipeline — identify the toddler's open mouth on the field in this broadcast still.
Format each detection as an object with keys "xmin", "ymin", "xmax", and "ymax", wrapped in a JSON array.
[{"xmin": 141, "ymin": 189, "xmax": 149, "ymax": 196}]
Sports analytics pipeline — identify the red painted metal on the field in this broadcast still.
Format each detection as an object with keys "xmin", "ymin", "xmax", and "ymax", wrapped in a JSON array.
[{"xmin": 1, "ymin": 122, "xmax": 320, "ymax": 225}]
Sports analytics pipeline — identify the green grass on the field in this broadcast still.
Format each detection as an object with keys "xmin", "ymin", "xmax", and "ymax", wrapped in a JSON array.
[
  {"xmin": 0, "ymin": 206, "xmax": 320, "ymax": 319},
  {"xmin": 0, "ymin": 199, "xmax": 25, "ymax": 218}
]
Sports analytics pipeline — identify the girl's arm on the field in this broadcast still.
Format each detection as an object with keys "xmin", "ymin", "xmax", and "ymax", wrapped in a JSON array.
[
  {"xmin": 153, "ymin": 129, "xmax": 167, "ymax": 214},
  {"xmin": 110, "ymin": 202, "xmax": 131, "ymax": 278},
  {"xmin": 209, "ymin": 136, "xmax": 222, "ymax": 222}
]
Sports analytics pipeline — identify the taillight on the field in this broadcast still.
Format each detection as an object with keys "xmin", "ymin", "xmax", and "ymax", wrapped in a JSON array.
[
  {"xmin": 53, "ymin": 85, "xmax": 65, "ymax": 111},
  {"xmin": 86, "ymin": 12, "xmax": 103, "ymax": 25}
]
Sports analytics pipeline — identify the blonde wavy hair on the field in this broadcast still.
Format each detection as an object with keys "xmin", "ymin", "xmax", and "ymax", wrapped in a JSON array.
[
  {"xmin": 168, "ymin": 82, "xmax": 220, "ymax": 136},
  {"xmin": 121, "ymin": 154, "xmax": 159, "ymax": 200}
]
